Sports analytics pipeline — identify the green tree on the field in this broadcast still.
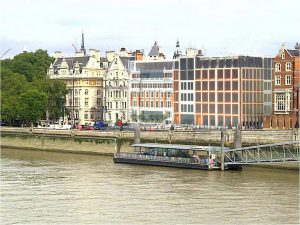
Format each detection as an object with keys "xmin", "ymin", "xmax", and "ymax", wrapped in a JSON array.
[
  {"xmin": 18, "ymin": 89, "xmax": 48, "ymax": 125},
  {"xmin": 0, "ymin": 70, "xmax": 28, "ymax": 125},
  {"xmin": 33, "ymin": 79, "xmax": 67, "ymax": 122},
  {"xmin": 0, "ymin": 49, "xmax": 66, "ymax": 125}
]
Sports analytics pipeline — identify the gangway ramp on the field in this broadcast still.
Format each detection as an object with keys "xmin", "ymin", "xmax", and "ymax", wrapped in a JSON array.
[{"xmin": 224, "ymin": 141, "xmax": 300, "ymax": 165}]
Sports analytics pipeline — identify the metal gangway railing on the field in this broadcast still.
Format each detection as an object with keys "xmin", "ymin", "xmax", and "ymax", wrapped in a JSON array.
[
  {"xmin": 114, "ymin": 153, "xmax": 209, "ymax": 165},
  {"xmin": 224, "ymin": 141, "xmax": 300, "ymax": 165}
]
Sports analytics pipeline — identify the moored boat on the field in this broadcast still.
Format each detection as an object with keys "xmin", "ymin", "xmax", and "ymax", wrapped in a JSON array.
[{"xmin": 113, "ymin": 143, "xmax": 239, "ymax": 170}]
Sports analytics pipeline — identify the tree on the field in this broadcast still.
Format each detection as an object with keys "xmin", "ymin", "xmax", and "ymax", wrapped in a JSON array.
[
  {"xmin": 0, "ymin": 49, "xmax": 66, "ymax": 125},
  {"xmin": 32, "ymin": 79, "xmax": 67, "ymax": 122},
  {"xmin": 0, "ymin": 70, "xmax": 28, "ymax": 125},
  {"xmin": 18, "ymin": 89, "xmax": 48, "ymax": 125}
]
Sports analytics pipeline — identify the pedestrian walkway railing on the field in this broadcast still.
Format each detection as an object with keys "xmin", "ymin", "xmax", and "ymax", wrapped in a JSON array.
[{"xmin": 224, "ymin": 141, "xmax": 300, "ymax": 164}]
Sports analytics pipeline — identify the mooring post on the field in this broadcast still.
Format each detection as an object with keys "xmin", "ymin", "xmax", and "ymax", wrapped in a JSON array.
[
  {"xmin": 134, "ymin": 125, "xmax": 141, "ymax": 152},
  {"xmin": 221, "ymin": 130, "xmax": 225, "ymax": 171},
  {"xmin": 234, "ymin": 126, "xmax": 242, "ymax": 149}
]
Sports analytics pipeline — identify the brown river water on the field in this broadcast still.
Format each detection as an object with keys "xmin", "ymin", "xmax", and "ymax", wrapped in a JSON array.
[{"xmin": 1, "ymin": 148, "xmax": 299, "ymax": 224}]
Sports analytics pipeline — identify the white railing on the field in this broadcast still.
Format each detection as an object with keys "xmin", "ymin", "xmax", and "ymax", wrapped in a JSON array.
[{"xmin": 114, "ymin": 153, "xmax": 209, "ymax": 165}]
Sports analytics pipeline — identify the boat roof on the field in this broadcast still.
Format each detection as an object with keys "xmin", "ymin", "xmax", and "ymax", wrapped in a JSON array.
[{"xmin": 131, "ymin": 143, "xmax": 207, "ymax": 151}]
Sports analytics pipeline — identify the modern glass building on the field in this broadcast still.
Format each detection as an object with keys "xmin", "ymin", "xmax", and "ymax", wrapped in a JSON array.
[{"xmin": 173, "ymin": 56, "xmax": 272, "ymax": 128}]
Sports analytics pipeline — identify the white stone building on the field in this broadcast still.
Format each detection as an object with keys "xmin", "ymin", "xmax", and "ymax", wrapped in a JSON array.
[
  {"xmin": 48, "ymin": 34, "xmax": 106, "ymax": 125},
  {"xmin": 104, "ymin": 50, "xmax": 130, "ymax": 123}
]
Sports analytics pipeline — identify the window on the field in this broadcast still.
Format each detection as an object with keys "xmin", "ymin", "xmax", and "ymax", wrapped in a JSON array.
[
  {"xmin": 275, "ymin": 75, "xmax": 281, "ymax": 85},
  {"xmin": 167, "ymin": 101, "xmax": 172, "ymax": 108},
  {"xmin": 285, "ymin": 75, "xmax": 291, "ymax": 85},
  {"xmin": 275, "ymin": 93, "xmax": 286, "ymax": 111},
  {"xmin": 150, "ymin": 101, "xmax": 154, "ymax": 107},
  {"xmin": 161, "ymin": 101, "xmax": 164, "ymax": 107},
  {"xmin": 85, "ymin": 98, "xmax": 89, "ymax": 107},
  {"xmin": 286, "ymin": 62, "xmax": 291, "ymax": 71},
  {"xmin": 97, "ymin": 98, "xmax": 101, "ymax": 106},
  {"xmin": 275, "ymin": 63, "xmax": 281, "ymax": 72},
  {"xmin": 97, "ymin": 89, "xmax": 101, "ymax": 96},
  {"xmin": 85, "ymin": 89, "xmax": 89, "ymax": 95},
  {"xmin": 281, "ymin": 53, "xmax": 285, "ymax": 59}
]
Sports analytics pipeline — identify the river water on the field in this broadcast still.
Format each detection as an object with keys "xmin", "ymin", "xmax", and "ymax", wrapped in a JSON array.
[{"xmin": 1, "ymin": 148, "xmax": 299, "ymax": 225}]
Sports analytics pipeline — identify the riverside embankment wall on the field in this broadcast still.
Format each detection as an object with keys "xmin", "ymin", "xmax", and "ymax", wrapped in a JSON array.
[{"xmin": 1, "ymin": 127, "xmax": 299, "ymax": 153}]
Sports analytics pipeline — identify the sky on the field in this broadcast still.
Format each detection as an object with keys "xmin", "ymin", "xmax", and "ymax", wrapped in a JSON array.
[{"xmin": 1, "ymin": 0, "xmax": 300, "ymax": 59}]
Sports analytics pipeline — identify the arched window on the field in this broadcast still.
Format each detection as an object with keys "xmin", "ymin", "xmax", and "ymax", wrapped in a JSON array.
[
  {"xmin": 275, "ymin": 63, "xmax": 281, "ymax": 72},
  {"xmin": 286, "ymin": 62, "xmax": 291, "ymax": 71},
  {"xmin": 85, "ymin": 89, "xmax": 88, "ymax": 95}
]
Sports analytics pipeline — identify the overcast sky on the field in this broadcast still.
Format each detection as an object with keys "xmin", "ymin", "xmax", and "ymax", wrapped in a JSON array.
[{"xmin": 1, "ymin": 0, "xmax": 299, "ymax": 59}]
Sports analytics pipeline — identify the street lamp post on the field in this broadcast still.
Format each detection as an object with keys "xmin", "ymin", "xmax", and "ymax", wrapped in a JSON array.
[
  {"xmin": 70, "ymin": 68, "xmax": 75, "ymax": 128},
  {"xmin": 103, "ymin": 72, "xmax": 107, "ymax": 121}
]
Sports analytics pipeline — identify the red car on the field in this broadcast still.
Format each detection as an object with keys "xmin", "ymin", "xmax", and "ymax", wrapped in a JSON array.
[{"xmin": 75, "ymin": 125, "xmax": 94, "ymax": 130}]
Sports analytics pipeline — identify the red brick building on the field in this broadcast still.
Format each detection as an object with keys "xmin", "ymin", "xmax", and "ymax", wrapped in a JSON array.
[{"xmin": 263, "ymin": 43, "xmax": 300, "ymax": 129}]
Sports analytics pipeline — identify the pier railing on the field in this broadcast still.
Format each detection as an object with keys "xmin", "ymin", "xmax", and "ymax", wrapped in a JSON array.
[
  {"xmin": 114, "ymin": 153, "xmax": 209, "ymax": 165},
  {"xmin": 224, "ymin": 141, "xmax": 300, "ymax": 165}
]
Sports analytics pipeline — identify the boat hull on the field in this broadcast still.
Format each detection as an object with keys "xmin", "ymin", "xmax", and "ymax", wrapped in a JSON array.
[{"xmin": 113, "ymin": 157, "xmax": 211, "ymax": 170}]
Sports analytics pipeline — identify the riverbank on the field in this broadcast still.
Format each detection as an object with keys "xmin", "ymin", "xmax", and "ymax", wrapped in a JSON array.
[
  {"xmin": 1, "ymin": 127, "xmax": 299, "ymax": 170},
  {"xmin": 1, "ymin": 126, "xmax": 299, "ymax": 146}
]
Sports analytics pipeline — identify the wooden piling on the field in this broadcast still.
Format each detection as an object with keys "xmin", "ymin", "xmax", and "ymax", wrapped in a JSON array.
[{"xmin": 221, "ymin": 130, "xmax": 225, "ymax": 171}]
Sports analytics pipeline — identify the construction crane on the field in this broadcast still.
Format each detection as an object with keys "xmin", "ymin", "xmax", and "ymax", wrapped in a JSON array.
[
  {"xmin": 0, "ymin": 48, "xmax": 11, "ymax": 59},
  {"xmin": 72, "ymin": 44, "xmax": 77, "ymax": 53}
]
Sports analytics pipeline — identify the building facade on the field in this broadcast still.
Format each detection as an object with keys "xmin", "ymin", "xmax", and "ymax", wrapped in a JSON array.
[
  {"xmin": 173, "ymin": 55, "xmax": 273, "ymax": 128},
  {"xmin": 104, "ymin": 50, "xmax": 130, "ymax": 123},
  {"xmin": 263, "ymin": 43, "xmax": 300, "ymax": 129},
  {"xmin": 128, "ymin": 42, "xmax": 174, "ymax": 123},
  {"xmin": 48, "ymin": 37, "xmax": 105, "ymax": 125}
]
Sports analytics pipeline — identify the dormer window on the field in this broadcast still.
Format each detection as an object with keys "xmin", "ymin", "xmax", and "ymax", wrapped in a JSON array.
[
  {"xmin": 275, "ymin": 63, "xmax": 281, "ymax": 72},
  {"xmin": 286, "ymin": 62, "xmax": 291, "ymax": 71}
]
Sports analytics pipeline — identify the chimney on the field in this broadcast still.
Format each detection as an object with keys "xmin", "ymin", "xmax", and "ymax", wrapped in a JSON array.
[
  {"xmin": 89, "ymin": 49, "xmax": 101, "ymax": 62},
  {"xmin": 54, "ymin": 51, "xmax": 62, "ymax": 59}
]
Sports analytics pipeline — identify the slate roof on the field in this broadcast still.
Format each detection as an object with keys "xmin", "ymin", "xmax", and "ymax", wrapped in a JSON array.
[
  {"xmin": 287, "ymin": 49, "xmax": 300, "ymax": 57},
  {"xmin": 148, "ymin": 41, "xmax": 160, "ymax": 56},
  {"xmin": 100, "ymin": 57, "xmax": 108, "ymax": 62},
  {"xmin": 119, "ymin": 56, "xmax": 130, "ymax": 68},
  {"xmin": 53, "ymin": 56, "xmax": 90, "ymax": 69}
]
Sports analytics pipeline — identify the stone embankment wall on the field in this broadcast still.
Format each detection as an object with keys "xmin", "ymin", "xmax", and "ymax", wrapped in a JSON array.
[
  {"xmin": 1, "ymin": 127, "xmax": 299, "ymax": 147},
  {"xmin": 1, "ymin": 127, "xmax": 133, "ymax": 156}
]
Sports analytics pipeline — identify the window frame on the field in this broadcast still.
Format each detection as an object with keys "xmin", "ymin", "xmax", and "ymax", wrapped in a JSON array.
[
  {"xmin": 285, "ymin": 75, "xmax": 291, "ymax": 85},
  {"xmin": 275, "ymin": 63, "xmax": 281, "ymax": 72}
]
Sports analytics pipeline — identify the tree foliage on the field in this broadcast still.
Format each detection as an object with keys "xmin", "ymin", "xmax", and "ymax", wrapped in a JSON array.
[
  {"xmin": 1, "ymin": 49, "xmax": 66, "ymax": 125},
  {"xmin": 18, "ymin": 89, "xmax": 48, "ymax": 124}
]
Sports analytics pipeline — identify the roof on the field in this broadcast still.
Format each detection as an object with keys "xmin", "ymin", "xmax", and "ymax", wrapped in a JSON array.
[
  {"xmin": 119, "ymin": 56, "xmax": 130, "ymax": 68},
  {"xmin": 148, "ymin": 41, "xmax": 160, "ymax": 56},
  {"xmin": 53, "ymin": 56, "xmax": 90, "ymax": 69},
  {"xmin": 131, "ymin": 143, "xmax": 207, "ymax": 151},
  {"xmin": 287, "ymin": 49, "xmax": 300, "ymax": 57},
  {"xmin": 100, "ymin": 57, "xmax": 108, "ymax": 62}
]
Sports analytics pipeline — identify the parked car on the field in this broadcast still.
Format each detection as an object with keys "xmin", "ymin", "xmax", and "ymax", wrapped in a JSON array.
[
  {"xmin": 76, "ymin": 124, "xmax": 94, "ymax": 130},
  {"xmin": 93, "ymin": 120, "xmax": 108, "ymax": 130},
  {"xmin": 82, "ymin": 125, "xmax": 94, "ymax": 130}
]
